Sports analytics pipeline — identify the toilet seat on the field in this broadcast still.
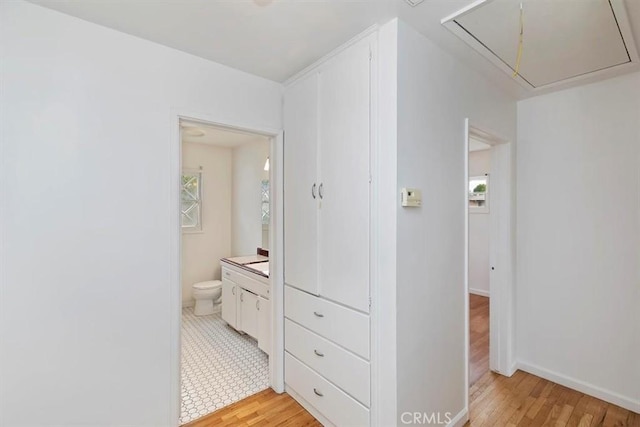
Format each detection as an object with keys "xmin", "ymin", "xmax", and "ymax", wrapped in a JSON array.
[{"xmin": 193, "ymin": 280, "xmax": 221, "ymax": 290}]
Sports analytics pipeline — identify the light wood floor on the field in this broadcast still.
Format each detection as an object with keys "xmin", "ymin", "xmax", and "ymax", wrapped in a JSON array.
[
  {"xmin": 182, "ymin": 388, "xmax": 320, "ymax": 427},
  {"xmin": 184, "ymin": 294, "xmax": 639, "ymax": 426},
  {"xmin": 467, "ymin": 370, "xmax": 640, "ymax": 426},
  {"xmin": 469, "ymin": 294, "xmax": 490, "ymax": 386}
]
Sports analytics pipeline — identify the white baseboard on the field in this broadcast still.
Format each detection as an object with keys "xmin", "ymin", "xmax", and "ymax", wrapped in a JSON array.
[
  {"xmin": 447, "ymin": 407, "xmax": 469, "ymax": 427},
  {"xmin": 469, "ymin": 288, "xmax": 490, "ymax": 297},
  {"xmin": 517, "ymin": 360, "xmax": 640, "ymax": 413},
  {"xmin": 506, "ymin": 361, "xmax": 518, "ymax": 377}
]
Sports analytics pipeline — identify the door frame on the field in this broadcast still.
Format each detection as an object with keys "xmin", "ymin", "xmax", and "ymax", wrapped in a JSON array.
[
  {"xmin": 464, "ymin": 119, "xmax": 515, "ymax": 401},
  {"xmin": 169, "ymin": 110, "xmax": 284, "ymax": 425}
]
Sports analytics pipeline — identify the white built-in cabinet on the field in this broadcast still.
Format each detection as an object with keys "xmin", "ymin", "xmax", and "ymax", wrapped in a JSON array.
[
  {"xmin": 283, "ymin": 72, "xmax": 319, "ymax": 296},
  {"xmin": 221, "ymin": 261, "xmax": 270, "ymax": 355},
  {"xmin": 221, "ymin": 277, "xmax": 238, "ymax": 328},
  {"xmin": 284, "ymin": 34, "xmax": 374, "ymax": 426},
  {"xmin": 284, "ymin": 35, "xmax": 371, "ymax": 314},
  {"xmin": 239, "ymin": 288, "xmax": 259, "ymax": 338}
]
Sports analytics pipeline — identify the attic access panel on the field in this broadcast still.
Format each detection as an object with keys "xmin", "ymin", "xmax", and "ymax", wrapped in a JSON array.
[{"xmin": 442, "ymin": 0, "xmax": 639, "ymax": 90}]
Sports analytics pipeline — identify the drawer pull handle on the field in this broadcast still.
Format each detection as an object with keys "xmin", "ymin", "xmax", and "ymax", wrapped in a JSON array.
[
  {"xmin": 225, "ymin": 272, "xmax": 231, "ymax": 277},
  {"xmin": 313, "ymin": 311, "xmax": 324, "ymax": 318},
  {"xmin": 313, "ymin": 388, "xmax": 323, "ymax": 397},
  {"xmin": 314, "ymin": 349, "xmax": 324, "ymax": 357}
]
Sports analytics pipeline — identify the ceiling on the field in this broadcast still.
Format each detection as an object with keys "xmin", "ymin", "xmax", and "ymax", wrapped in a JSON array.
[
  {"xmin": 27, "ymin": 0, "xmax": 396, "ymax": 83},
  {"xmin": 28, "ymin": 0, "xmax": 640, "ymax": 98},
  {"xmin": 181, "ymin": 121, "xmax": 269, "ymax": 148},
  {"xmin": 469, "ymin": 138, "xmax": 491, "ymax": 152}
]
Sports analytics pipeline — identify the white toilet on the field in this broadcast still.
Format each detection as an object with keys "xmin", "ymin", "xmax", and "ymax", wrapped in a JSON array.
[{"xmin": 192, "ymin": 280, "xmax": 222, "ymax": 316}]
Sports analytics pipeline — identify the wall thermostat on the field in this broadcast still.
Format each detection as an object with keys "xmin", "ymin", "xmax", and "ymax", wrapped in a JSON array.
[{"xmin": 401, "ymin": 188, "xmax": 422, "ymax": 207}]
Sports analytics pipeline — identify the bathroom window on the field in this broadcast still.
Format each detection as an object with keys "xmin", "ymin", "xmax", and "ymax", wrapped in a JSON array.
[{"xmin": 181, "ymin": 171, "xmax": 201, "ymax": 230}]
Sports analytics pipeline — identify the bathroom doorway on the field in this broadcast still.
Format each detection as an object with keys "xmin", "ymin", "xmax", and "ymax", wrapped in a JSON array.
[{"xmin": 176, "ymin": 118, "xmax": 281, "ymax": 425}]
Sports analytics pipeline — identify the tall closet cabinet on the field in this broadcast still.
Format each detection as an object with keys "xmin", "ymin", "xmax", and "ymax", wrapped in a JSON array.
[{"xmin": 284, "ymin": 34, "xmax": 374, "ymax": 426}]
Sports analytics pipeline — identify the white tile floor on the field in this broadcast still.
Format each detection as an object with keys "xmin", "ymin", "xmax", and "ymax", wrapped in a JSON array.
[{"xmin": 180, "ymin": 308, "xmax": 269, "ymax": 425}]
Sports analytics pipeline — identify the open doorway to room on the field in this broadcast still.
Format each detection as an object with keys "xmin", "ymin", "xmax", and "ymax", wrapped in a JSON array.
[
  {"xmin": 465, "ymin": 121, "xmax": 513, "ymax": 404},
  {"xmin": 467, "ymin": 136, "xmax": 492, "ymax": 387},
  {"xmin": 178, "ymin": 119, "xmax": 273, "ymax": 425}
]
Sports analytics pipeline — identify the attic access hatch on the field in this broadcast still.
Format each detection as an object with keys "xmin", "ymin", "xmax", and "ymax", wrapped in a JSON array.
[{"xmin": 442, "ymin": 0, "xmax": 639, "ymax": 91}]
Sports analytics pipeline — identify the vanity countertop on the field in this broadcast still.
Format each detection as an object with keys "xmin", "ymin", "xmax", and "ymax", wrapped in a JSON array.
[
  {"xmin": 221, "ymin": 255, "xmax": 269, "ymax": 278},
  {"xmin": 244, "ymin": 261, "xmax": 269, "ymax": 277},
  {"xmin": 223, "ymin": 254, "xmax": 268, "ymax": 265}
]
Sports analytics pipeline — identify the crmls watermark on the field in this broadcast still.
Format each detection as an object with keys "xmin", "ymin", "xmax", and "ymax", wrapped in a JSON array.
[{"xmin": 400, "ymin": 411, "xmax": 453, "ymax": 425}]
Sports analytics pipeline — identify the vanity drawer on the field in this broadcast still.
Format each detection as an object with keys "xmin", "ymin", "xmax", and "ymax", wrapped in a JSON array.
[
  {"xmin": 285, "ymin": 352, "xmax": 369, "ymax": 427},
  {"xmin": 285, "ymin": 285, "xmax": 369, "ymax": 359},
  {"xmin": 222, "ymin": 266, "xmax": 269, "ymax": 298},
  {"xmin": 285, "ymin": 319, "xmax": 370, "ymax": 406}
]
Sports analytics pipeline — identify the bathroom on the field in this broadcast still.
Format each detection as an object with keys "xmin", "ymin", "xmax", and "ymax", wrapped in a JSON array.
[{"xmin": 180, "ymin": 120, "xmax": 272, "ymax": 425}]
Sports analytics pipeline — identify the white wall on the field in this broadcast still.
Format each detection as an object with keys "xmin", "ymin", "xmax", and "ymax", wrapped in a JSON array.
[
  {"xmin": 182, "ymin": 142, "xmax": 232, "ymax": 305},
  {"xmin": 231, "ymin": 139, "xmax": 270, "ymax": 256},
  {"xmin": 468, "ymin": 149, "xmax": 491, "ymax": 297},
  {"xmin": 516, "ymin": 72, "xmax": 640, "ymax": 412},
  {"xmin": 394, "ymin": 20, "xmax": 516, "ymax": 423},
  {"xmin": 0, "ymin": 2, "xmax": 282, "ymax": 426}
]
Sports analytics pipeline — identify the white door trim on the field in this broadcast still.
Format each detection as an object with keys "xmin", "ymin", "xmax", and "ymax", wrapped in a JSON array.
[
  {"xmin": 464, "ymin": 119, "xmax": 471, "ymax": 413},
  {"xmin": 169, "ymin": 109, "xmax": 283, "ymax": 426}
]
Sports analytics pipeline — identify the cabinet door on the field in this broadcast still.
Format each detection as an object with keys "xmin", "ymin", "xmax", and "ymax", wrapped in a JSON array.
[
  {"xmin": 240, "ymin": 289, "xmax": 259, "ymax": 339},
  {"xmin": 284, "ymin": 73, "xmax": 319, "ymax": 295},
  {"xmin": 221, "ymin": 278, "xmax": 237, "ymax": 329},
  {"xmin": 257, "ymin": 296, "xmax": 270, "ymax": 355},
  {"xmin": 317, "ymin": 37, "xmax": 371, "ymax": 313}
]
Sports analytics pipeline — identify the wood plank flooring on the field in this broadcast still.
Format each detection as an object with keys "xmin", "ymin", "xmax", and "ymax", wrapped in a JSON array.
[
  {"xmin": 182, "ymin": 388, "xmax": 321, "ymax": 427},
  {"xmin": 466, "ymin": 370, "xmax": 639, "ymax": 426},
  {"xmin": 184, "ymin": 294, "xmax": 639, "ymax": 426},
  {"xmin": 469, "ymin": 294, "xmax": 490, "ymax": 386}
]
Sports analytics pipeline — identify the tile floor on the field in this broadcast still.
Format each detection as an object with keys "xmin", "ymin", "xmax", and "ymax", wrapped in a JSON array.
[{"xmin": 180, "ymin": 307, "xmax": 269, "ymax": 425}]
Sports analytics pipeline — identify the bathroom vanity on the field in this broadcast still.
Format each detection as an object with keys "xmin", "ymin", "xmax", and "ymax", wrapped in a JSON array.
[{"xmin": 220, "ymin": 255, "xmax": 270, "ymax": 355}]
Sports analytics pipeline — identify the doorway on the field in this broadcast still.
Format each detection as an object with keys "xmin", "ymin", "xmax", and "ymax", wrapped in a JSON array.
[
  {"xmin": 467, "ymin": 136, "xmax": 492, "ymax": 387},
  {"xmin": 465, "ymin": 120, "xmax": 515, "ymax": 403},
  {"xmin": 172, "ymin": 116, "xmax": 283, "ymax": 425}
]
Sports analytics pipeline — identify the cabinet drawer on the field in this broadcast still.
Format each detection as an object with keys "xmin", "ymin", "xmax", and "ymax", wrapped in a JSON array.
[
  {"xmin": 285, "ymin": 286, "xmax": 369, "ymax": 359},
  {"xmin": 222, "ymin": 266, "xmax": 269, "ymax": 299},
  {"xmin": 285, "ymin": 319, "xmax": 370, "ymax": 406},
  {"xmin": 285, "ymin": 352, "xmax": 369, "ymax": 427}
]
